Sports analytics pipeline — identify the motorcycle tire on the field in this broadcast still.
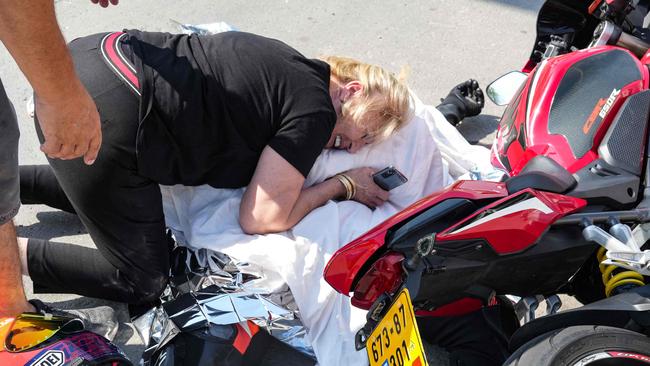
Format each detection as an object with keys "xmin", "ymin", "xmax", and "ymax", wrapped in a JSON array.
[{"xmin": 504, "ymin": 325, "xmax": 650, "ymax": 366}]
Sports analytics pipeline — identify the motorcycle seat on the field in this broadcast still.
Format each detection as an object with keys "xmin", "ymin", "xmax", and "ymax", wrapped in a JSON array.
[{"xmin": 506, "ymin": 155, "xmax": 577, "ymax": 194}]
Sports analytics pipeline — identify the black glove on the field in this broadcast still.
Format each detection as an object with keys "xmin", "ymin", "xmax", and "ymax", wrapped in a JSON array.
[{"xmin": 436, "ymin": 79, "xmax": 485, "ymax": 126}]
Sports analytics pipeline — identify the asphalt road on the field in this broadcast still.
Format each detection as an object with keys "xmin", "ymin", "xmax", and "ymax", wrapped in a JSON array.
[{"xmin": 3, "ymin": 0, "xmax": 551, "ymax": 363}]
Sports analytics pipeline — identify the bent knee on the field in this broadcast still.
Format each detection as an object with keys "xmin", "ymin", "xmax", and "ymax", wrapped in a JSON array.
[{"xmin": 127, "ymin": 271, "xmax": 169, "ymax": 304}]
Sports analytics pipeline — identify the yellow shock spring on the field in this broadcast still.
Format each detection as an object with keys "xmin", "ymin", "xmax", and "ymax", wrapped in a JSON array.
[{"xmin": 597, "ymin": 247, "xmax": 646, "ymax": 297}]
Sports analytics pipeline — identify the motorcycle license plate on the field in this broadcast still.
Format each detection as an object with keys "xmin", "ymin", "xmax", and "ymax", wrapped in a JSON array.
[{"xmin": 366, "ymin": 288, "xmax": 428, "ymax": 366}]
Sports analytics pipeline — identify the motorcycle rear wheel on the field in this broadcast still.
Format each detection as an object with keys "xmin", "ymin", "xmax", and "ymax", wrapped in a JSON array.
[{"xmin": 504, "ymin": 325, "xmax": 650, "ymax": 366}]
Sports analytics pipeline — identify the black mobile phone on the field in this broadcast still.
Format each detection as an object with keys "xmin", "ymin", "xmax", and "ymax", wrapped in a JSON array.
[{"xmin": 372, "ymin": 166, "xmax": 408, "ymax": 191}]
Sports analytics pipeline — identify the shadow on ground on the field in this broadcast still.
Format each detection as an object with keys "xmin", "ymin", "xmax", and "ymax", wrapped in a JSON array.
[
  {"xmin": 480, "ymin": 0, "xmax": 545, "ymax": 12},
  {"xmin": 16, "ymin": 211, "xmax": 86, "ymax": 240},
  {"xmin": 457, "ymin": 114, "xmax": 500, "ymax": 148}
]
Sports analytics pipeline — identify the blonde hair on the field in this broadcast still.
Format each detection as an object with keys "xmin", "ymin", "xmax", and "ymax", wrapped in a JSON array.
[{"xmin": 323, "ymin": 56, "xmax": 413, "ymax": 140}]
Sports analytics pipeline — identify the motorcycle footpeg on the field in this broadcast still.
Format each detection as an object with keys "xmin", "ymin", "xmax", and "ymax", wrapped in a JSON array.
[
  {"xmin": 545, "ymin": 294, "xmax": 562, "ymax": 315},
  {"xmin": 514, "ymin": 295, "xmax": 542, "ymax": 323}
]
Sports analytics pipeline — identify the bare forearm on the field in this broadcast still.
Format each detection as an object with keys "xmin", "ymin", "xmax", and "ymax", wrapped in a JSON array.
[
  {"xmin": 0, "ymin": 0, "xmax": 81, "ymax": 102},
  {"xmin": 283, "ymin": 177, "xmax": 345, "ymax": 230},
  {"xmin": 240, "ymin": 147, "xmax": 351, "ymax": 234},
  {"xmin": 241, "ymin": 177, "xmax": 345, "ymax": 234}
]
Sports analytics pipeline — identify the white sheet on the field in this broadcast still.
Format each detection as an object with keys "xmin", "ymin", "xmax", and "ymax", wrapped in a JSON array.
[{"xmin": 161, "ymin": 96, "xmax": 492, "ymax": 365}]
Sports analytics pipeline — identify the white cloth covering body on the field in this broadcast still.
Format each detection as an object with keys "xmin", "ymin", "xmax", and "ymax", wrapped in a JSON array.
[{"xmin": 161, "ymin": 96, "xmax": 494, "ymax": 365}]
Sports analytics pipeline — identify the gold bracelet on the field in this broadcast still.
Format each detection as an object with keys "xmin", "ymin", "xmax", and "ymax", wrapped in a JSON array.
[
  {"xmin": 338, "ymin": 173, "xmax": 357, "ymax": 200},
  {"xmin": 339, "ymin": 173, "xmax": 354, "ymax": 200},
  {"xmin": 335, "ymin": 174, "xmax": 353, "ymax": 200},
  {"xmin": 346, "ymin": 174, "xmax": 357, "ymax": 199}
]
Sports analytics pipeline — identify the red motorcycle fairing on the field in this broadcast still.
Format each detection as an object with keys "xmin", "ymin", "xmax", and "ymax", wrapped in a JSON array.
[
  {"xmin": 491, "ymin": 46, "xmax": 649, "ymax": 176},
  {"xmin": 323, "ymin": 180, "xmax": 508, "ymax": 295},
  {"xmin": 641, "ymin": 48, "xmax": 650, "ymax": 64},
  {"xmin": 324, "ymin": 180, "xmax": 586, "ymax": 310},
  {"xmin": 439, "ymin": 189, "xmax": 586, "ymax": 255}
]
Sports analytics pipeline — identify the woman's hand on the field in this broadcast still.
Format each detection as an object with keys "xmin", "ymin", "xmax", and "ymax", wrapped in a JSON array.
[{"xmin": 344, "ymin": 167, "xmax": 389, "ymax": 208}]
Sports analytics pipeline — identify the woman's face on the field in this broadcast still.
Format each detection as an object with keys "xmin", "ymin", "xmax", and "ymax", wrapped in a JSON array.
[
  {"xmin": 325, "ymin": 113, "xmax": 377, "ymax": 153},
  {"xmin": 325, "ymin": 81, "xmax": 378, "ymax": 153}
]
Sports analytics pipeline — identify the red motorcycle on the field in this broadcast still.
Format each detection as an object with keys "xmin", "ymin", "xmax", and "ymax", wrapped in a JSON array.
[{"xmin": 324, "ymin": 1, "xmax": 650, "ymax": 365}]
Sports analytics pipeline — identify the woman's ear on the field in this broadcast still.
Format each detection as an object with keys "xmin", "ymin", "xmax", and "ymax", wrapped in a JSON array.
[{"xmin": 341, "ymin": 81, "xmax": 364, "ymax": 101}]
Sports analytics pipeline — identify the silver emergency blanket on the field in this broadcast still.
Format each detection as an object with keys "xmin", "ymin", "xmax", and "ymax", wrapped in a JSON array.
[
  {"xmin": 171, "ymin": 19, "xmax": 237, "ymax": 36},
  {"xmin": 134, "ymin": 246, "xmax": 315, "ymax": 365}
]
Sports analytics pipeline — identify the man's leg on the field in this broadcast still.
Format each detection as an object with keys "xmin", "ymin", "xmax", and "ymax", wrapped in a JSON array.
[
  {"xmin": 0, "ymin": 224, "xmax": 31, "ymax": 316},
  {"xmin": 0, "ymin": 79, "xmax": 32, "ymax": 317}
]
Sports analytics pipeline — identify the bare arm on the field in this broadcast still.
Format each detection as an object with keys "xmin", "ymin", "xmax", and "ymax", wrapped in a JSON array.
[
  {"xmin": 239, "ymin": 147, "xmax": 391, "ymax": 234},
  {"xmin": 0, "ymin": 0, "xmax": 102, "ymax": 164},
  {"xmin": 240, "ymin": 146, "xmax": 347, "ymax": 234}
]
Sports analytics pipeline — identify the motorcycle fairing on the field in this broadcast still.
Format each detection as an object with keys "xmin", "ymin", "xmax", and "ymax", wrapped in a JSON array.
[
  {"xmin": 395, "ymin": 189, "xmax": 585, "ymax": 310},
  {"xmin": 492, "ymin": 46, "xmax": 649, "ymax": 177},
  {"xmin": 323, "ymin": 180, "xmax": 508, "ymax": 295},
  {"xmin": 410, "ymin": 222, "xmax": 596, "ymax": 309},
  {"xmin": 525, "ymin": 0, "xmax": 599, "ymax": 70},
  {"xmin": 551, "ymin": 89, "xmax": 650, "ymax": 209},
  {"xmin": 547, "ymin": 49, "xmax": 641, "ymax": 158},
  {"xmin": 571, "ymin": 159, "xmax": 641, "ymax": 208},
  {"xmin": 491, "ymin": 69, "xmax": 533, "ymax": 173},
  {"xmin": 537, "ymin": 0, "xmax": 589, "ymax": 36},
  {"xmin": 439, "ymin": 189, "xmax": 586, "ymax": 254},
  {"xmin": 324, "ymin": 180, "xmax": 586, "ymax": 311},
  {"xmin": 598, "ymin": 89, "xmax": 650, "ymax": 176}
]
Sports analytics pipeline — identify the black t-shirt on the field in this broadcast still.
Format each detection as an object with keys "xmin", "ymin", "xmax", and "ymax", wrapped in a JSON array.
[{"xmin": 124, "ymin": 30, "xmax": 336, "ymax": 188}]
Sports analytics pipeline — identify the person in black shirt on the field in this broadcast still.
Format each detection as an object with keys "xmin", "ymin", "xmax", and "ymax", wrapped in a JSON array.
[{"xmin": 17, "ymin": 31, "xmax": 412, "ymax": 304}]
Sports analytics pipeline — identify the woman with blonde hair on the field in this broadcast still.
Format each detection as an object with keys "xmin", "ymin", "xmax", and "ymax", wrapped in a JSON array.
[{"xmin": 18, "ymin": 30, "xmax": 414, "ymax": 305}]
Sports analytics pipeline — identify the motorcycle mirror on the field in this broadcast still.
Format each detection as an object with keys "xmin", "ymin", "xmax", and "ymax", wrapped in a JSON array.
[{"xmin": 486, "ymin": 71, "xmax": 528, "ymax": 106}]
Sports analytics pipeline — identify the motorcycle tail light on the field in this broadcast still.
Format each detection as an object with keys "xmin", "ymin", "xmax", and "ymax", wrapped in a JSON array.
[{"xmin": 351, "ymin": 251, "xmax": 405, "ymax": 309}]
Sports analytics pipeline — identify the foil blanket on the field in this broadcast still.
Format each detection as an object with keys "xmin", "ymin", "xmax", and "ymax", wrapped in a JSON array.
[{"xmin": 133, "ymin": 246, "xmax": 315, "ymax": 365}]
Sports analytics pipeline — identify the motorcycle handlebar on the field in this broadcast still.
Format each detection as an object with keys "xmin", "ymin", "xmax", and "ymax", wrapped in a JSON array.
[
  {"xmin": 591, "ymin": 21, "xmax": 650, "ymax": 58},
  {"xmin": 616, "ymin": 31, "xmax": 650, "ymax": 58}
]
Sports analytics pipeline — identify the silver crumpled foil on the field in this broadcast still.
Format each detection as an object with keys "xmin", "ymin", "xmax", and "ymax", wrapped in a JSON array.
[
  {"xmin": 134, "ymin": 246, "xmax": 315, "ymax": 365},
  {"xmin": 170, "ymin": 19, "xmax": 238, "ymax": 36}
]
